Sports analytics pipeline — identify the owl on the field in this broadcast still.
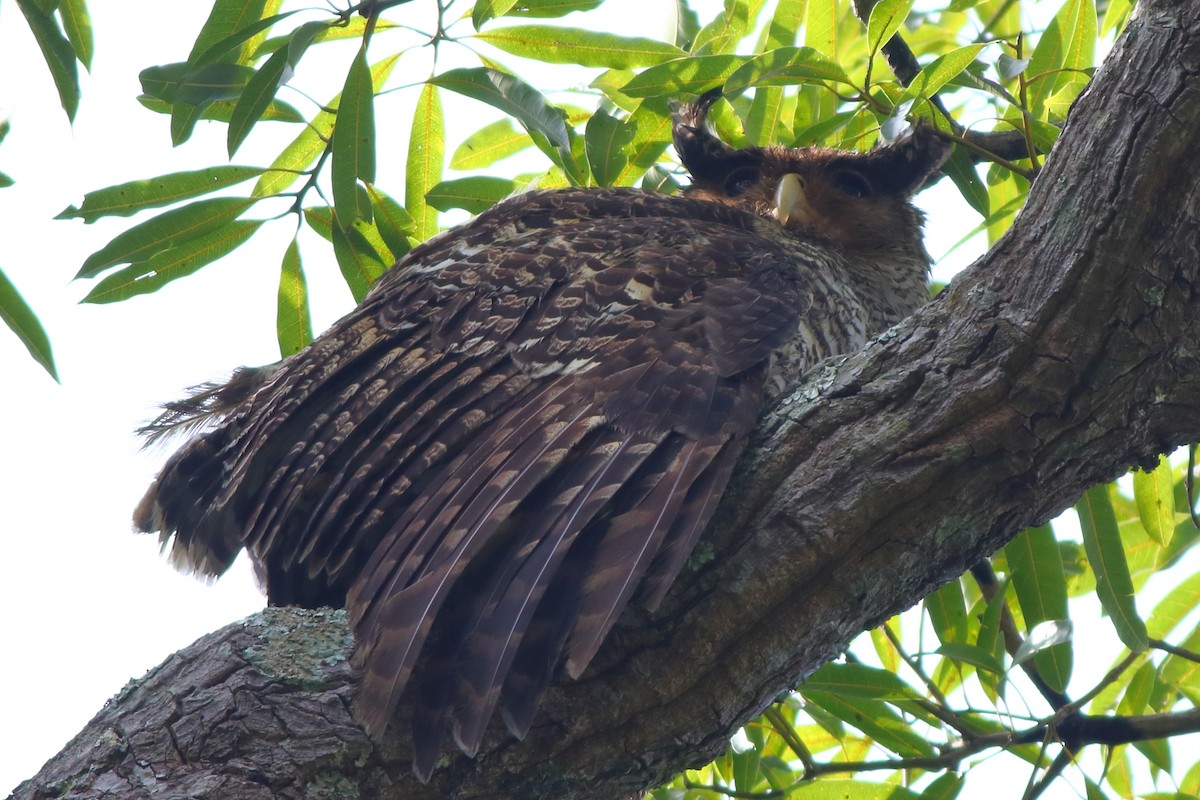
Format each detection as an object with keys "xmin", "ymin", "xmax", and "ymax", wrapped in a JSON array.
[{"xmin": 134, "ymin": 90, "xmax": 950, "ymax": 779}]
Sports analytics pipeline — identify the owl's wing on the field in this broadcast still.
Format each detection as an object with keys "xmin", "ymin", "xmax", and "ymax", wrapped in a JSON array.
[{"xmin": 136, "ymin": 188, "xmax": 810, "ymax": 775}]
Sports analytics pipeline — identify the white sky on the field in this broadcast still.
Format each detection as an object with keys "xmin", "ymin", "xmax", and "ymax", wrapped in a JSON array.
[{"xmin": 3, "ymin": 2, "xmax": 1168, "ymax": 797}]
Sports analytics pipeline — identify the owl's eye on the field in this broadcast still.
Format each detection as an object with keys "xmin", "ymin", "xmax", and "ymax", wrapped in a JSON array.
[
  {"xmin": 832, "ymin": 169, "xmax": 873, "ymax": 198},
  {"xmin": 723, "ymin": 167, "xmax": 761, "ymax": 197}
]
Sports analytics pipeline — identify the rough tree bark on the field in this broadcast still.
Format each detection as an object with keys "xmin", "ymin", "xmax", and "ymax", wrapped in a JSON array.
[{"xmin": 13, "ymin": 1, "xmax": 1200, "ymax": 798}]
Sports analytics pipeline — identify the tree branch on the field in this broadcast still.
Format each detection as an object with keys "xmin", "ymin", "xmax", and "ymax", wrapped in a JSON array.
[{"xmin": 13, "ymin": 1, "xmax": 1200, "ymax": 797}]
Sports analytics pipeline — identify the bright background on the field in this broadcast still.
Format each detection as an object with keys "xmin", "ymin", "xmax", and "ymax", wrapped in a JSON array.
[{"xmin": 0, "ymin": 3, "xmax": 985, "ymax": 794}]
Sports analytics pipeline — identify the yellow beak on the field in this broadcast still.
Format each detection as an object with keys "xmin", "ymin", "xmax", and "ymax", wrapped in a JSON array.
[{"xmin": 773, "ymin": 173, "xmax": 816, "ymax": 226}]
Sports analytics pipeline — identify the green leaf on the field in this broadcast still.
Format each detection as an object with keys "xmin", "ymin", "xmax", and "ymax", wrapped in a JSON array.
[
  {"xmin": 188, "ymin": 0, "xmax": 273, "ymax": 64},
  {"xmin": 425, "ymin": 177, "xmax": 517, "ymax": 214},
  {"xmin": 365, "ymin": 184, "xmax": 415, "ymax": 261},
  {"xmin": 1146, "ymin": 571, "xmax": 1200, "ymax": 640},
  {"xmin": 276, "ymin": 238, "xmax": 312, "ymax": 357},
  {"xmin": 16, "ymin": 0, "xmax": 80, "ymax": 121},
  {"xmin": 57, "ymin": 166, "xmax": 264, "ymax": 223},
  {"xmin": 786, "ymin": 780, "xmax": 922, "ymax": 800},
  {"xmin": 139, "ymin": 94, "xmax": 303, "ymax": 124},
  {"xmin": 1026, "ymin": 0, "xmax": 1096, "ymax": 116},
  {"xmin": 189, "ymin": 11, "xmax": 297, "ymax": 67},
  {"xmin": 745, "ymin": 86, "xmax": 784, "ymax": 146},
  {"xmin": 507, "ymin": 0, "xmax": 603, "ymax": 17},
  {"xmin": 407, "ymin": 83, "xmax": 444, "ymax": 242},
  {"xmin": 330, "ymin": 218, "xmax": 387, "ymax": 302},
  {"xmin": 759, "ymin": 0, "xmax": 804, "ymax": 52},
  {"xmin": 332, "ymin": 48, "xmax": 377, "ymax": 228},
  {"xmin": 431, "ymin": 68, "xmax": 568, "ymax": 150},
  {"xmin": 935, "ymin": 642, "xmax": 1004, "ymax": 675},
  {"xmin": 451, "ymin": 119, "xmax": 533, "ymax": 169},
  {"xmin": 799, "ymin": 691, "xmax": 935, "ymax": 758},
  {"xmin": 227, "ymin": 46, "xmax": 289, "ymax": 156},
  {"xmin": 475, "ymin": 26, "xmax": 685, "ymax": 69},
  {"xmin": 1134, "ymin": 455, "xmax": 1176, "ymax": 546},
  {"xmin": 925, "ymin": 579, "xmax": 969, "ymax": 645},
  {"xmin": 473, "ymin": 0, "xmax": 520, "ymax": 30},
  {"xmin": 619, "ymin": 54, "xmax": 749, "ymax": 98},
  {"xmin": 0, "ymin": 267, "xmax": 58, "ymax": 380},
  {"xmin": 1077, "ymin": 484, "xmax": 1149, "ymax": 652},
  {"xmin": 140, "ymin": 62, "xmax": 256, "ymax": 105},
  {"xmin": 921, "ymin": 774, "xmax": 964, "ymax": 800},
  {"xmin": 584, "ymin": 108, "xmax": 634, "ymax": 187},
  {"xmin": 612, "ymin": 99, "xmax": 673, "ymax": 186},
  {"xmin": 59, "ymin": 0, "xmax": 94, "ymax": 70},
  {"xmin": 941, "ymin": 145, "xmax": 989, "ymax": 217},
  {"xmin": 253, "ymin": 51, "xmax": 401, "ymax": 197},
  {"xmin": 77, "ymin": 196, "xmax": 257, "ymax": 278},
  {"xmin": 691, "ymin": 0, "xmax": 749, "ymax": 55},
  {"xmin": 1005, "ymin": 525, "xmax": 1072, "ymax": 692},
  {"xmin": 82, "ymin": 220, "xmax": 262, "ymax": 303},
  {"xmin": 228, "ymin": 19, "xmax": 325, "ymax": 156},
  {"xmin": 900, "ymin": 44, "xmax": 986, "ymax": 102},
  {"xmin": 724, "ymin": 47, "xmax": 853, "ymax": 97},
  {"xmin": 801, "ymin": 662, "xmax": 921, "ymax": 701},
  {"xmin": 866, "ymin": 0, "xmax": 915, "ymax": 59}
]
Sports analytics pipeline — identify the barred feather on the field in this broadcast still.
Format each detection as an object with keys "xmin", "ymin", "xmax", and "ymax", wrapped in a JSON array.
[{"xmin": 134, "ymin": 94, "xmax": 950, "ymax": 777}]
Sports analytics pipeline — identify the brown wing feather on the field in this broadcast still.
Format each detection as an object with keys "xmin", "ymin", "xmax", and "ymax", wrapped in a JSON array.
[{"xmin": 137, "ymin": 187, "xmax": 827, "ymax": 767}]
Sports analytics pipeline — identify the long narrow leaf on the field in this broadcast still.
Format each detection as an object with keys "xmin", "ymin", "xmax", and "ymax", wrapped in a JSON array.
[
  {"xmin": 620, "ymin": 54, "xmax": 749, "ymax": 98},
  {"xmin": 724, "ymin": 47, "xmax": 853, "ymax": 96},
  {"xmin": 406, "ymin": 83, "xmax": 444, "ymax": 241},
  {"xmin": 365, "ymin": 184, "xmax": 415, "ymax": 261},
  {"xmin": 1005, "ymin": 525, "xmax": 1072, "ymax": 692},
  {"xmin": 475, "ymin": 26, "xmax": 684, "ymax": 68},
  {"xmin": 425, "ymin": 177, "xmax": 517, "ymax": 213},
  {"xmin": 188, "ymin": 0, "xmax": 273, "ymax": 63},
  {"xmin": 431, "ymin": 68, "xmax": 569, "ymax": 150},
  {"xmin": 82, "ymin": 220, "xmax": 262, "ymax": 303},
  {"xmin": 0, "ymin": 267, "xmax": 58, "ymax": 380},
  {"xmin": 451, "ymin": 119, "xmax": 534, "ymax": 169},
  {"xmin": 16, "ymin": 0, "xmax": 80, "ymax": 121},
  {"xmin": 1134, "ymin": 455, "xmax": 1176, "ymax": 546},
  {"xmin": 584, "ymin": 108, "xmax": 634, "ymax": 187},
  {"xmin": 332, "ymin": 48, "xmax": 376, "ymax": 228},
  {"xmin": 867, "ymin": 0, "xmax": 916, "ymax": 58},
  {"xmin": 1078, "ymin": 485, "xmax": 1149, "ymax": 652},
  {"xmin": 58, "ymin": 166, "xmax": 264, "ymax": 223},
  {"xmin": 77, "ymin": 196, "xmax": 256, "ymax": 278},
  {"xmin": 59, "ymin": 0, "xmax": 94, "ymax": 70},
  {"xmin": 276, "ymin": 238, "xmax": 312, "ymax": 357}
]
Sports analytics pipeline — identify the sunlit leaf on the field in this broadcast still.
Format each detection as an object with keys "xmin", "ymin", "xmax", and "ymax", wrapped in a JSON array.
[
  {"xmin": 1005, "ymin": 525, "xmax": 1072, "ymax": 691},
  {"xmin": 425, "ymin": 177, "xmax": 517, "ymax": 213},
  {"xmin": 1026, "ymin": 0, "xmax": 1096, "ymax": 116},
  {"xmin": 59, "ymin": 0, "xmax": 94, "ymax": 70},
  {"xmin": 187, "ymin": 0, "xmax": 273, "ymax": 64},
  {"xmin": 691, "ymin": 0, "xmax": 749, "ymax": 55},
  {"xmin": 476, "ymin": 26, "xmax": 684, "ymax": 68},
  {"xmin": 799, "ymin": 691, "xmax": 935, "ymax": 758},
  {"xmin": 1077, "ymin": 484, "xmax": 1149, "ymax": 652},
  {"xmin": 584, "ymin": 108, "xmax": 634, "ymax": 187},
  {"xmin": 432, "ymin": 68, "xmax": 569, "ymax": 151},
  {"xmin": 57, "ymin": 166, "xmax": 264, "ymax": 223},
  {"xmin": 276, "ymin": 237, "xmax": 312, "ymax": 357},
  {"xmin": 140, "ymin": 62, "xmax": 256, "ymax": 105},
  {"xmin": 253, "ymin": 52, "xmax": 400, "ymax": 198},
  {"xmin": 0, "ymin": 267, "xmax": 57, "ymax": 380},
  {"xmin": 1146, "ymin": 571, "xmax": 1200, "ymax": 640},
  {"xmin": 867, "ymin": 0, "xmax": 915, "ymax": 58},
  {"xmin": 901, "ymin": 44, "xmax": 986, "ymax": 102},
  {"xmin": 620, "ymin": 54, "xmax": 748, "ymax": 98},
  {"xmin": 507, "ymin": 0, "xmax": 604, "ymax": 16},
  {"xmin": 82, "ymin": 220, "xmax": 262, "ymax": 302},
  {"xmin": 332, "ymin": 48, "xmax": 376, "ymax": 228},
  {"xmin": 612, "ymin": 99, "xmax": 673, "ymax": 186},
  {"xmin": 78, "ymin": 196, "xmax": 257, "ymax": 278},
  {"xmin": 365, "ymin": 184, "xmax": 416, "ymax": 261},
  {"xmin": 801, "ymin": 662, "xmax": 922, "ymax": 701},
  {"xmin": 724, "ymin": 47, "xmax": 853, "ymax": 96},
  {"xmin": 473, "ymin": 0, "xmax": 520, "ymax": 30},
  {"xmin": 936, "ymin": 642, "xmax": 1004, "ymax": 675},
  {"xmin": 330, "ymin": 218, "xmax": 387, "ymax": 302},
  {"xmin": 228, "ymin": 21, "xmax": 326, "ymax": 156},
  {"xmin": 1135, "ymin": 455, "xmax": 1176, "ymax": 546},
  {"xmin": 925, "ymin": 579, "xmax": 969, "ymax": 645},
  {"xmin": 407, "ymin": 83, "xmax": 444, "ymax": 241},
  {"xmin": 451, "ymin": 119, "xmax": 534, "ymax": 169}
]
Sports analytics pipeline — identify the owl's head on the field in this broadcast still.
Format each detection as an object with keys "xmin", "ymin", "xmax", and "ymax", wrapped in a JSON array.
[{"xmin": 671, "ymin": 90, "xmax": 951, "ymax": 262}]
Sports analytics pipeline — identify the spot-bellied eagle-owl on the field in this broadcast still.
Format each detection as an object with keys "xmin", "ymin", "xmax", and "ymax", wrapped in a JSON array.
[{"xmin": 134, "ymin": 91, "xmax": 950, "ymax": 778}]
